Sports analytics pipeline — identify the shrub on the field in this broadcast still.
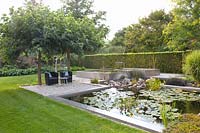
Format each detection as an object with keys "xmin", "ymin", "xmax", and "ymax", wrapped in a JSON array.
[
  {"xmin": 71, "ymin": 66, "xmax": 85, "ymax": 71},
  {"xmin": 164, "ymin": 114, "xmax": 200, "ymax": 133},
  {"xmin": 183, "ymin": 50, "xmax": 200, "ymax": 83},
  {"xmin": 91, "ymin": 78, "xmax": 99, "ymax": 84},
  {"xmin": 0, "ymin": 65, "xmax": 85, "ymax": 77},
  {"xmin": 83, "ymin": 51, "xmax": 188, "ymax": 73},
  {"xmin": 146, "ymin": 78, "xmax": 161, "ymax": 91}
]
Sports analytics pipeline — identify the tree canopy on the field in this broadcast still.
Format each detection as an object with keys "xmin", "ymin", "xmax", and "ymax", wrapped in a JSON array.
[
  {"xmin": 163, "ymin": 0, "xmax": 200, "ymax": 51},
  {"xmin": 0, "ymin": 1, "xmax": 55, "ymax": 84},
  {"xmin": 110, "ymin": 28, "xmax": 126, "ymax": 47},
  {"xmin": 0, "ymin": 0, "xmax": 108, "ymax": 84},
  {"xmin": 110, "ymin": 10, "xmax": 172, "ymax": 52}
]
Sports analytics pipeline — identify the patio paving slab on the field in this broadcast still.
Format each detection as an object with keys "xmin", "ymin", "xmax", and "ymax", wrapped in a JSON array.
[{"xmin": 23, "ymin": 82, "xmax": 109, "ymax": 97}]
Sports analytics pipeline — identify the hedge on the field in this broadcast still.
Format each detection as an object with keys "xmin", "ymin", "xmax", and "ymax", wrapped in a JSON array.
[
  {"xmin": 0, "ymin": 66, "xmax": 85, "ymax": 77},
  {"xmin": 83, "ymin": 51, "xmax": 189, "ymax": 73}
]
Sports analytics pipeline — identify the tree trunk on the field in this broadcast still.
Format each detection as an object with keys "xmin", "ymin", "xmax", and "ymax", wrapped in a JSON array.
[
  {"xmin": 37, "ymin": 50, "xmax": 42, "ymax": 85},
  {"xmin": 66, "ymin": 49, "xmax": 71, "ymax": 71}
]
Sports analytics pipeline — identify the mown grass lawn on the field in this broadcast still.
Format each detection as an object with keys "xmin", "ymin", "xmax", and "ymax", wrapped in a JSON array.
[{"xmin": 0, "ymin": 75, "xmax": 146, "ymax": 133}]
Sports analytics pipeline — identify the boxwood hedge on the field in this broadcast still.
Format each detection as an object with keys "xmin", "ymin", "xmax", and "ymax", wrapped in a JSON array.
[{"xmin": 83, "ymin": 51, "xmax": 189, "ymax": 73}]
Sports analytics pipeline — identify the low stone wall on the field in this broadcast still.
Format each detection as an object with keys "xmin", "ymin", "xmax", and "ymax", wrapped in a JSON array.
[{"xmin": 76, "ymin": 68, "xmax": 160, "ymax": 80}]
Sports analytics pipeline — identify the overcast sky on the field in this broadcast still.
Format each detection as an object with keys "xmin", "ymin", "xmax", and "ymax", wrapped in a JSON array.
[{"xmin": 0, "ymin": 0, "xmax": 173, "ymax": 40}]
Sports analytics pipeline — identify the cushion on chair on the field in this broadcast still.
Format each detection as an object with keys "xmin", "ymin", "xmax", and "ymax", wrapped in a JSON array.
[
  {"xmin": 64, "ymin": 72, "xmax": 69, "ymax": 76},
  {"xmin": 47, "ymin": 72, "xmax": 52, "ymax": 78}
]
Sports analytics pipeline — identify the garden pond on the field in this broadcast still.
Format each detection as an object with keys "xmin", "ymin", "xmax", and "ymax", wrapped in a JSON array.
[{"xmin": 68, "ymin": 87, "xmax": 200, "ymax": 125}]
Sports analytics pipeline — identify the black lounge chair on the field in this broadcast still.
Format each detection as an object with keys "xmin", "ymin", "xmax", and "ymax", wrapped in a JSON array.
[
  {"xmin": 60, "ymin": 71, "xmax": 72, "ymax": 83},
  {"xmin": 45, "ymin": 72, "xmax": 58, "ymax": 85}
]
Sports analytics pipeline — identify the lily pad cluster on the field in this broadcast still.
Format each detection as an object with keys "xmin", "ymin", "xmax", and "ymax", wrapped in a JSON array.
[
  {"xmin": 76, "ymin": 87, "xmax": 200, "ymax": 124},
  {"xmin": 139, "ymin": 88, "xmax": 200, "ymax": 104},
  {"xmin": 83, "ymin": 88, "xmax": 135, "ymax": 111}
]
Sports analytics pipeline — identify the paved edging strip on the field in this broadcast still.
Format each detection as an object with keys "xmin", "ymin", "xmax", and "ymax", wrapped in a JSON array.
[{"xmin": 163, "ymin": 85, "xmax": 200, "ymax": 92}]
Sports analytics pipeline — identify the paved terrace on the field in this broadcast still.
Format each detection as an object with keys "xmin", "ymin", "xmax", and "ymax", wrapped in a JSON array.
[{"xmin": 23, "ymin": 76, "xmax": 109, "ymax": 97}]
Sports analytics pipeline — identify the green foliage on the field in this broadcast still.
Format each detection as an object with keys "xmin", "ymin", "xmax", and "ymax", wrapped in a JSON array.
[
  {"xmin": 160, "ymin": 104, "xmax": 168, "ymax": 128},
  {"xmin": 0, "ymin": 66, "xmax": 84, "ymax": 77},
  {"xmin": 71, "ymin": 66, "xmax": 85, "ymax": 71},
  {"xmin": 110, "ymin": 28, "xmax": 126, "ymax": 47},
  {"xmin": 163, "ymin": 0, "xmax": 200, "ymax": 51},
  {"xmin": 0, "ymin": 67, "xmax": 37, "ymax": 77},
  {"xmin": 124, "ymin": 10, "xmax": 172, "ymax": 52},
  {"xmin": 83, "ymin": 51, "xmax": 186, "ymax": 73},
  {"xmin": 183, "ymin": 51, "xmax": 200, "ymax": 82},
  {"xmin": 61, "ymin": 0, "xmax": 94, "ymax": 19},
  {"xmin": 118, "ymin": 97, "xmax": 136, "ymax": 115},
  {"xmin": 0, "ymin": 0, "xmax": 108, "ymax": 72},
  {"xmin": 60, "ymin": 0, "xmax": 108, "ymax": 54},
  {"xmin": 164, "ymin": 114, "xmax": 200, "ymax": 133},
  {"xmin": 90, "ymin": 78, "xmax": 99, "ymax": 84},
  {"xmin": 146, "ymin": 78, "xmax": 161, "ymax": 91}
]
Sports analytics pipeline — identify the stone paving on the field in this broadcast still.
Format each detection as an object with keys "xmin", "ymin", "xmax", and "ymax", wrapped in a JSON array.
[{"xmin": 23, "ymin": 75, "xmax": 109, "ymax": 97}]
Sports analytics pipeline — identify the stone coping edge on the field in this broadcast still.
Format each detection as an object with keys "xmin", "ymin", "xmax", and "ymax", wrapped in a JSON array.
[
  {"xmin": 51, "ymin": 86, "xmax": 110, "ymax": 97},
  {"xmin": 49, "ymin": 96, "xmax": 164, "ymax": 133},
  {"xmin": 163, "ymin": 85, "xmax": 200, "ymax": 92}
]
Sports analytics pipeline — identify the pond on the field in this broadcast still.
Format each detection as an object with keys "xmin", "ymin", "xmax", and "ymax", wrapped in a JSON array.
[{"xmin": 67, "ymin": 87, "xmax": 200, "ymax": 125}]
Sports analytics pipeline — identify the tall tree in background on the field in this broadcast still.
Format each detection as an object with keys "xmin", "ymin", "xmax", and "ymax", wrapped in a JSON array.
[
  {"xmin": 61, "ymin": 0, "xmax": 94, "ymax": 18},
  {"xmin": 124, "ymin": 24, "xmax": 143, "ymax": 52},
  {"xmin": 60, "ymin": 0, "xmax": 106, "ymax": 24},
  {"xmin": 110, "ymin": 28, "xmax": 126, "ymax": 47},
  {"xmin": 163, "ymin": 0, "xmax": 200, "ymax": 51},
  {"xmin": 124, "ymin": 10, "xmax": 172, "ymax": 52},
  {"xmin": 60, "ymin": 0, "xmax": 108, "ymax": 68}
]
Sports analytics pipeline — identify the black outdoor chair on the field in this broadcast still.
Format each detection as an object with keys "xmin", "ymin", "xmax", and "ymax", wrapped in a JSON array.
[
  {"xmin": 45, "ymin": 72, "xmax": 58, "ymax": 85},
  {"xmin": 60, "ymin": 71, "xmax": 72, "ymax": 83}
]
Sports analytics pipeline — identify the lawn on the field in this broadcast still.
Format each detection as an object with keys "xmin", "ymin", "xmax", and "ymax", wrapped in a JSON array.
[{"xmin": 0, "ymin": 75, "xmax": 146, "ymax": 133}]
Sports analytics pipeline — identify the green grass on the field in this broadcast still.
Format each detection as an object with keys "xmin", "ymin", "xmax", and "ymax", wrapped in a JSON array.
[{"xmin": 0, "ymin": 75, "xmax": 146, "ymax": 133}]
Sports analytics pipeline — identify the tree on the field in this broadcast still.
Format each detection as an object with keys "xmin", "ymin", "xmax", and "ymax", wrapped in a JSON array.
[
  {"xmin": 0, "ymin": 1, "xmax": 55, "ymax": 85},
  {"xmin": 124, "ymin": 10, "xmax": 172, "ymax": 52},
  {"xmin": 163, "ymin": 0, "xmax": 200, "ymax": 51},
  {"xmin": 59, "ymin": 0, "xmax": 108, "ymax": 69},
  {"xmin": 48, "ymin": 11, "xmax": 107, "ymax": 70},
  {"xmin": 61, "ymin": 0, "xmax": 94, "ymax": 18},
  {"xmin": 60, "ymin": 0, "xmax": 106, "ymax": 24},
  {"xmin": 124, "ymin": 24, "xmax": 144, "ymax": 52},
  {"xmin": 110, "ymin": 28, "xmax": 126, "ymax": 46}
]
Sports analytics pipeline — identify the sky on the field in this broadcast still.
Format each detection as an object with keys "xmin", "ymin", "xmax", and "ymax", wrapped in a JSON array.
[{"xmin": 0, "ymin": 0, "xmax": 173, "ymax": 40}]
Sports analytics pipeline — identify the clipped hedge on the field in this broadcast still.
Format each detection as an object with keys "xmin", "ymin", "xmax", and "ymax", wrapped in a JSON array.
[{"xmin": 83, "ymin": 51, "xmax": 189, "ymax": 73}]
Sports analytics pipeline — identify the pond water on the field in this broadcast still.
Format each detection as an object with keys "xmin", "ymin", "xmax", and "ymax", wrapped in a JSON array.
[{"xmin": 68, "ymin": 88, "xmax": 200, "ymax": 124}]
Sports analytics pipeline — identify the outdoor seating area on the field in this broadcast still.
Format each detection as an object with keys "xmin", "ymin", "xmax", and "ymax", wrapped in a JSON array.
[{"xmin": 45, "ymin": 71, "xmax": 72, "ymax": 85}]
